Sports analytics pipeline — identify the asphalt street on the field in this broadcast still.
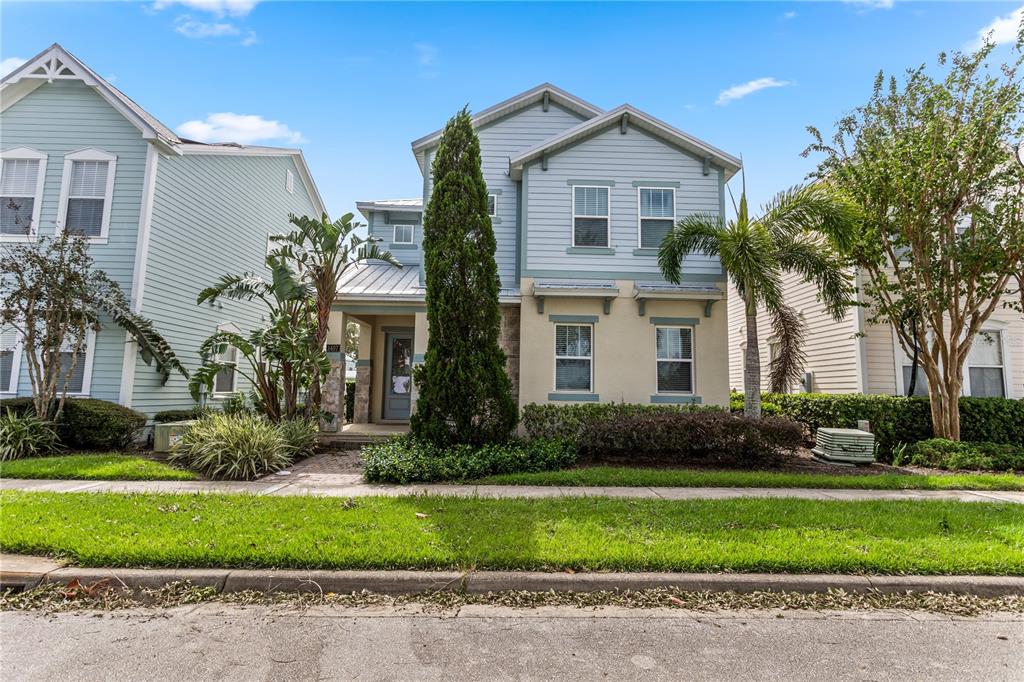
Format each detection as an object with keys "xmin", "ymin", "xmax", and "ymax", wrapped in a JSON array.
[{"xmin": 2, "ymin": 603, "xmax": 1021, "ymax": 681}]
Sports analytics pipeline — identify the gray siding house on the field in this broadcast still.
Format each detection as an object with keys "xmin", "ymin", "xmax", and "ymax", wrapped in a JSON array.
[
  {"xmin": 0, "ymin": 44, "xmax": 325, "ymax": 417},
  {"xmin": 334, "ymin": 84, "xmax": 740, "ymax": 430}
]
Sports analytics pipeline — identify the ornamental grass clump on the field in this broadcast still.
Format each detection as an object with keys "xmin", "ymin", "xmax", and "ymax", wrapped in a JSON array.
[
  {"xmin": 277, "ymin": 417, "xmax": 319, "ymax": 458},
  {"xmin": 0, "ymin": 410, "xmax": 62, "ymax": 461},
  {"xmin": 170, "ymin": 412, "xmax": 292, "ymax": 480}
]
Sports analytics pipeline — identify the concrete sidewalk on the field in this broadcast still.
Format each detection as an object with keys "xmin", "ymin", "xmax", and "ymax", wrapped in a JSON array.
[
  {"xmin": 3, "ymin": 554, "xmax": 1023, "ymax": 596},
  {"xmin": 2, "ymin": 473, "xmax": 1023, "ymax": 503}
]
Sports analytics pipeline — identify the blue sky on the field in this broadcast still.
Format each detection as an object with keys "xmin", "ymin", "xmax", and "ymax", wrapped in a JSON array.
[{"xmin": 2, "ymin": 1, "xmax": 1022, "ymax": 218}]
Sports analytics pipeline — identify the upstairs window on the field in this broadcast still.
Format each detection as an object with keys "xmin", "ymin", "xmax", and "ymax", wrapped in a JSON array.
[
  {"xmin": 656, "ymin": 326, "xmax": 694, "ymax": 393},
  {"xmin": 286, "ymin": 169, "xmax": 295, "ymax": 194},
  {"xmin": 487, "ymin": 194, "xmax": 497, "ymax": 217},
  {"xmin": 393, "ymin": 223, "xmax": 414, "ymax": 244},
  {"xmin": 1, "ymin": 148, "xmax": 47, "ymax": 238},
  {"xmin": 638, "ymin": 187, "xmax": 675, "ymax": 248},
  {"xmin": 554, "ymin": 324, "xmax": 593, "ymax": 392},
  {"xmin": 60, "ymin": 149, "xmax": 116, "ymax": 241},
  {"xmin": 572, "ymin": 186, "xmax": 609, "ymax": 247},
  {"xmin": 967, "ymin": 330, "xmax": 1005, "ymax": 398}
]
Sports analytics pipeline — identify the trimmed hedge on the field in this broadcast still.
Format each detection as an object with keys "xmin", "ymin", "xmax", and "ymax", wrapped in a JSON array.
[
  {"xmin": 521, "ymin": 402, "xmax": 720, "ymax": 442},
  {"xmin": 754, "ymin": 393, "xmax": 1024, "ymax": 459},
  {"xmin": 362, "ymin": 436, "xmax": 577, "ymax": 483},
  {"xmin": 153, "ymin": 408, "xmax": 211, "ymax": 424},
  {"xmin": 580, "ymin": 411, "xmax": 804, "ymax": 466},
  {"xmin": 0, "ymin": 397, "xmax": 145, "ymax": 450},
  {"xmin": 903, "ymin": 439, "xmax": 1024, "ymax": 472}
]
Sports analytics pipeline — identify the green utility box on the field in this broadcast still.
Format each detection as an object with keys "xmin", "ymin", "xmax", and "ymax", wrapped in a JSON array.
[
  {"xmin": 812, "ymin": 427, "xmax": 876, "ymax": 466},
  {"xmin": 153, "ymin": 420, "xmax": 194, "ymax": 453}
]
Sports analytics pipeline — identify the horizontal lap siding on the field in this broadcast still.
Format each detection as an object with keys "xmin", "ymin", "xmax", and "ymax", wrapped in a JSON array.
[
  {"xmin": 369, "ymin": 210, "xmax": 422, "ymax": 265},
  {"xmin": 864, "ymin": 322, "xmax": 897, "ymax": 395},
  {"xmin": 130, "ymin": 153, "xmax": 320, "ymax": 416},
  {"xmin": 525, "ymin": 125, "xmax": 723, "ymax": 279},
  {"xmin": 2, "ymin": 80, "xmax": 148, "ymax": 400},
  {"xmin": 727, "ymin": 270, "xmax": 860, "ymax": 394}
]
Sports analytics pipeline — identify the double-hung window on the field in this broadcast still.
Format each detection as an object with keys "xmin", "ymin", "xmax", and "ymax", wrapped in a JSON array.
[
  {"xmin": 393, "ymin": 223, "xmax": 414, "ymax": 244},
  {"xmin": 1, "ymin": 148, "xmax": 47, "ymax": 238},
  {"xmin": 487, "ymin": 194, "xmax": 497, "ymax": 217},
  {"xmin": 554, "ymin": 324, "xmax": 593, "ymax": 392},
  {"xmin": 214, "ymin": 344, "xmax": 239, "ymax": 395},
  {"xmin": 967, "ymin": 330, "xmax": 1005, "ymax": 397},
  {"xmin": 656, "ymin": 326, "xmax": 694, "ymax": 393},
  {"xmin": 638, "ymin": 187, "xmax": 675, "ymax": 248},
  {"xmin": 60, "ymin": 149, "xmax": 116, "ymax": 241},
  {"xmin": 572, "ymin": 186, "xmax": 609, "ymax": 247},
  {"xmin": 0, "ymin": 326, "xmax": 21, "ymax": 394},
  {"xmin": 58, "ymin": 331, "xmax": 94, "ymax": 396}
]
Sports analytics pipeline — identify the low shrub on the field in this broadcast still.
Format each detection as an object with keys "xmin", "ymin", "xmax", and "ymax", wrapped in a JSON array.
[
  {"xmin": 579, "ymin": 411, "xmax": 804, "ymax": 466},
  {"xmin": 905, "ymin": 438, "xmax": 1024, "ymax": 472},
  {"xmin": 60, "ymin": 399, "xmax": 147, "ymax": 450},
  {"xmin": 363, "ymin": 437, "xmax": 577, "ymax": 484},
  {"xmin": 521, "ymin": 402, "xmax": 720, "ymax": 443},
  {"xmin": 729, "ymin": 394, "xmax": 782, "ymax": 416},
  {"xmin": 153, "ymin": 407, "xmax": 211, "ymax": 423},
  {"xmin": 0, "ymin": 398, "xmax": 35, "ymax": 418},
  {"xmin": 278, "ymin": 418, "xmax": 319, "ymax": 458},
  {"xmin": 0, "ymin": 410, "xmax": 62, "ymax": 461},
  {"xmin": 170, "ymin": 412, "xmax": 292, "ymax": 480}
]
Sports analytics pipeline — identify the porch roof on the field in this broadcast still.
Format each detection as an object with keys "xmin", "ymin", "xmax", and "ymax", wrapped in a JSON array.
[{"xmin": 337, "ymin": 263, "xmax": 522, "ymax": 302}]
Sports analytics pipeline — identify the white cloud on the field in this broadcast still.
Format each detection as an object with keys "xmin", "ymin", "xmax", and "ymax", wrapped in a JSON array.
[
  {"xmin": 842, "ymin": 0, "xmax": 895, "ymax": 9},
  {"xmin": 970, "ymin": 5, "xmax": 1024, "ymax": 49},
  {"xmin": 174, "ymin": 15, "xmax": 240, "ymax": 38},
  {"xmin": 176, "ymin": 112, "xmax": 306, "ymax": 145},
  {"xmin": 241, "ymin": 30, "xmax": 258, "ymax": 47},
  {"xmin": 153, "ymin": 0, "xmax": 258, "ymax": 17},
  {"xmin": 716, "ymin": 77, "xmax": 791, "ymax": 106},
  {"xmin": 0, "ymin": 57, "xmax": 26, "ymax": 77},
  {"xmin": 414, "ymin": 42, "xmax": 438, "ymax": 67},
  {"xmin": 782, "ymin": 11, "xmax": 797, "ymax": 20}
]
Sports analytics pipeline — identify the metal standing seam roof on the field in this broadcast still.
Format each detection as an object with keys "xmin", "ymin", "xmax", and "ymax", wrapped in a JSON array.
[
  {"xmin": 336, "ymin": 263, "xmax": 521, "ymax": 301},
  {"xmin": 634, "ymin": 282, "xmax": 725, "ymax": 297}
]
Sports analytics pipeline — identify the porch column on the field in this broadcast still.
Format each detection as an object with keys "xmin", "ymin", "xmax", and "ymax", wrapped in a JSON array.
[
  {"xmin": 411, "ymin": 311, "xmax": 429, "ymax": 415},
  {"xmin": 353, "ymin": 319, "xmax": 373, "ymax": 424},
  {"xmin": 320, "ymin": 310, "xmax": 346, "ymax": 432}
]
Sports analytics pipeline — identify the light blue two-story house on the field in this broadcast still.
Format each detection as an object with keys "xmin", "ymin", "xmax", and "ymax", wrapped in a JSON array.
[
  {"xmin": 1, "ymin": 44, "xmax": 325, "ymax": 417},
  {"xmin": 335, "ymin": 84, "xmax": 740, "ymax": 428}
]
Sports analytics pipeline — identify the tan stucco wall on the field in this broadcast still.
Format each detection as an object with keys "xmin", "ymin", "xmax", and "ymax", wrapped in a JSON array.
[{"xmin": 518, "ymin": 278, "xmax": 730, "ymax": 408}]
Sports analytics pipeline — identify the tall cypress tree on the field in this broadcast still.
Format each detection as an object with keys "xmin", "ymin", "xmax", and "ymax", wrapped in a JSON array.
[{"xmin": 411, "ymin": 107, "xmax": 517, "ymax": 445}]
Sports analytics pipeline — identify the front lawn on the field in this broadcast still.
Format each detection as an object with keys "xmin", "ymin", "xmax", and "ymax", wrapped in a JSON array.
[
  {"xmin": 476, "ymin": 466, "xmax": 1024, "ymax": 491},
  {"xmin": 2, "ymin": 491, "xmax": 1021, "ymax": 575},
  {"xmin": 0, "ymin": 454, "xmax": 196, "ymax": 481}
]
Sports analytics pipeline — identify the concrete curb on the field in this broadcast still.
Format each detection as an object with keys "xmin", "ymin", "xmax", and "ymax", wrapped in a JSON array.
[{"xmin": 10, "ymin": 565, "xmax": 1023, "ymax": 597}]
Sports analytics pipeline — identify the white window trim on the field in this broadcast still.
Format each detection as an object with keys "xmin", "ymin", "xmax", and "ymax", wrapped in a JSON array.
[
  {"xmin": 0, "ymin": 331, "xmax": 23, "ymax": 396},
  {"xmin": 570, "ymin": 185, "xmax": 611, "ymax": 248},
  {"xmin": 553, "ymin": 323, "xmax": 594, "ymax": 393},
  {"xmin": 56, "ymin": 329, "xmax": 95, "ymax": 397},
  {"xmin": 286, "ymin": 169, "xmax": 295, "ymax": 194},
  {"xmin": 0, "ymin": 146, "xmax": 48, "ymax": 241},
  {"xmin": 636, "ymin": 186, "xmax": 676, "ymax": 249},
  {"xmin": 212, "ymin": 322, "xmax": 241, "ymax": 398},
  {"xmin": 393, "ymin": 223, "xmax": 415, "ymax": 244},
  {"xmin": 57, "ymin": 147, "xmax": 117, "ymax": 244},
  {"xmin": 964, "ymin": 326, "xmax": 1011, "ymax": 398},
  {"xmin": 487, "ymin": 193, "xmax": 498, "ymax": 217},
  {"xmin": 654, "ymin": 325, "xmax": 695, "ymax": 395}
]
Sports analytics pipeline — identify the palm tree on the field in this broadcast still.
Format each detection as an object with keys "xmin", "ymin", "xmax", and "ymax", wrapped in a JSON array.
[
  {"xmin": 270, "ymin": 213, "xmax": 399, "ymax": 414},
  {"xmin": 658, "ymin": 178, "xmax": 859, "ymax": 418}
]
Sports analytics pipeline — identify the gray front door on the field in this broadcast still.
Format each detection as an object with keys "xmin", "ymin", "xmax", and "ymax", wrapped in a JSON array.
[{"xmin": 383, "ymin": 331, "xmax": 413, "ymax": 421}]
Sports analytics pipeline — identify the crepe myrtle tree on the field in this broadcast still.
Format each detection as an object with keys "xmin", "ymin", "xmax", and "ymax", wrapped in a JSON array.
[
  {"xmin": 658, "ymin": 175, "xmax": 859, "ymax": 418},
  {"xmin": 269, "ymin": 212, "xmax": 398, "ymax": 414},
  {"xmin": 805, "ymin": 34, "xmax": 1024, "ymax": 439},
  {"xmin": 0, "ymin": 231, "xmax": 187, "ymax": 421}
]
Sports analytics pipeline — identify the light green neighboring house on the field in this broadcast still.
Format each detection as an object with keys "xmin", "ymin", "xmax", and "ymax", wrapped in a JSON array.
[{"xmin": 0, "ymin": 43, "xmax": 326, "ymax": 418}]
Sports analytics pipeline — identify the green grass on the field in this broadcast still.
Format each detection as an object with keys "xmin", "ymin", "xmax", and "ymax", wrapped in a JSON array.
[
  {"xmin": 2, "ymin": 491, "xmax": 1021, "ymax": 575},
  {"xmin": 0, "ymin": 454, "xmax": 196, "ymax": 481},
  {"xmin": 476, "ymin": 466, "xmax": 1024, "ymax": 491}
]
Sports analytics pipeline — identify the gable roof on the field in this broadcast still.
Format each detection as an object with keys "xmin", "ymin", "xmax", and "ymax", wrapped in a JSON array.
[
  {"xmin": 355, "ymin": 199, "xmax": 423, "ymax": 221},
  {"xmin": 508, "ymin": 104, "xmax": 742, "ymax": 181},
  {"xmin": 409, "ymin": 83, "xmax": 603, "ymax": 170},
  {"xmin": 1, "ymin": 44, "xmax": 327, "ymax": 216}
]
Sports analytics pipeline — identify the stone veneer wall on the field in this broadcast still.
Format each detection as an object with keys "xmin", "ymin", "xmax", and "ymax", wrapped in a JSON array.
[
  {"xmin": 320, "ymin": 360, "xmax": 345, "ymax": 431},
  {"xmin": 500, "ymin": 305, "xmax": 521, "ymax": 403},
  {"xmin": 353, "ymin": 364, "xmax": 372, "ymax": 423}
]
